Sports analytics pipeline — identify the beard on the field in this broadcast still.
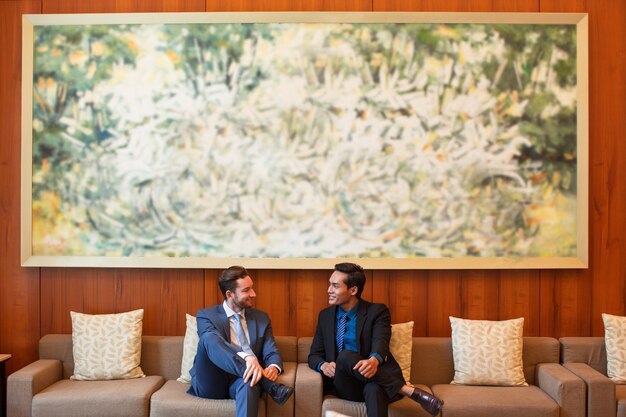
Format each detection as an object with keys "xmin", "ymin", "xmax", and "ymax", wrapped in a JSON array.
[{"xmin": 231, "ymin": 294, "xmax": 254, "ymax": 310}]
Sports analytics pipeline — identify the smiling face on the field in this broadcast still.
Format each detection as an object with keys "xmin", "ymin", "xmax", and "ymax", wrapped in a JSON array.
[
  {"xmin": 327, "ymin": 270, "xmax": 358, "ymax": 311},
  {"xmin": 226, "ymin": 275, "xmax": 256, "ymax": 312}
]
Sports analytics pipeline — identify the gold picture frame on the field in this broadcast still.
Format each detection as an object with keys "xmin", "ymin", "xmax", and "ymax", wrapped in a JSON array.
[{"xmin": 21, "ymin": 12, "xmax": 588, "ymax": 269}]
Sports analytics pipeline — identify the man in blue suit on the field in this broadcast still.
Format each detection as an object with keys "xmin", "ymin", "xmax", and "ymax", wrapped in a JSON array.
[{"xmin": 188, "ymin": 265, "xmax": 293, "ymax": 417}]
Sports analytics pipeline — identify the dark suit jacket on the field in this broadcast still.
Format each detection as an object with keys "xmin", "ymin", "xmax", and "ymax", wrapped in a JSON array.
[
  {"xmin": 307, "ymin": 300, "xmax": 404, "ymax": 382},
  {"xmin": 195, "ymin": 304, "xmax": 283, "ymax": 370}
]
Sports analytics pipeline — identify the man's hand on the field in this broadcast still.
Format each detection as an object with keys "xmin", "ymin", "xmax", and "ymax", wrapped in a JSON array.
[
  {"xmin": 353, "ymin": 357, "xmax": 379, "ymax": 379},
  {"xmin": 243, "ymin": 356, "xmax": 264, "ymax": 386},
  {"xmin": 320, "ymin": 361, "xmax": 336, "ymax": 378},
  {"xmin": 263, "ymin": 366, "xmax": 279, "ymax": 381}
]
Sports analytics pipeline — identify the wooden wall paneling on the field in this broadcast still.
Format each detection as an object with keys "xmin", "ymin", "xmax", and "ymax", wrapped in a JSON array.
[
  {"xmin": 0, "ymin": 0, "xmax": 42, "ymax": 375},
  {"xmin": 539, "ymin": 269, "xmax": 591, "ymax": 337},
  {"xmin": 203, "ymin": 269, "xmax": 222, "ymax": 309},
  {"xmin": 426, "ymin": 271, "xmax": 462, "ymax": 336},
  {"xmin": 291, "ymin": 270, "xmax": 333, "ymax": 337},
  {"xmin": 459, "ymin": 270, "xmax": 499, "ymax": 321},
  {"xmin": 206, "ymin": 0, "xmax": 371, "ymax": 12},
  {"xmin": 371, "ymin": 270, "xmax": 428, "ymax": 335},
  {"xmin": 142, "ymin": 269, "xmax": 205, "ymax": 335},
  {"xmin": 586, "ymin": 0, "xmax": 626, "ymax": 335},
  {"xmin": 539, "ymin": 0, "xmax": 587, "ymax": 12},
  {"xmin": 250, "ymin": 269, "xmax": 293, "ymax": 336},
  {"xmin": 41, "ymin": 268, "xmax": 204, "ymax": 335},
  {"xmin": 499, "ymin": 270, "xmax": 541, "ymax": 335},
  {"xmin": 42, "ymin": 0, "xmax": 205, "ymax": 14},
  {"xmin": 374, "ymin": 0, "xmax": 539, "ymax": 12}
]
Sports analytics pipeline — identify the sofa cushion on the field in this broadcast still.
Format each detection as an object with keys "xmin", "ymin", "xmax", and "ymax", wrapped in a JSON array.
[
  {"xmin": 390, "ymin": 321, "xmax": 414, "ymax": 384},
  {"xmin": 141, "ymin": 336, "xmax": 185, "ymax": 381},
  {"xmin": 603, "ymin": 313, "xmax": 626, "ymax": 382},
  {"xmin": 322, "ymin": 384, "xmax": 435, "ymax": 417},
  {"xmin": 559, "ymin": 337, "xmax": 607, "ymax": 375},
  {"xmin": 431, "ymin": 384, "xmax": 558, "ymax": 417},
  {"xmin": 32, "ymin": 375, "xmax": 163, "ymax": 417},
  {"xmin": 178, "ymin": 314, "xmax": 199, "ymax": 383},
  {"xmin": 150, "ymin": 380, "xmax": 266, "ymax": 417},
  {"xmin": 70, "ymin": 309, "xmax": 145, "ymax": 380},
  {"xmin": 449, "ymin": 316, "xmax": 526, "ymax": 386}
]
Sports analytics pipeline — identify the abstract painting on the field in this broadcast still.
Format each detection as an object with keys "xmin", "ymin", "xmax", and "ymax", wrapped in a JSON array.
[{"xmin": 21, "ymin": 13, "xmax": 588, "ymax": 268}]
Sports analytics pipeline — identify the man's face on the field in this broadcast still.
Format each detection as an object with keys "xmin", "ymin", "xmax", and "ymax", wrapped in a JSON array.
[
  {"xmin": 227, "ymin": 276, "xmax": 256, "ymax": 311},
  {"xmin": 327, "ymin": 270, "xmax": 357, "ymax": 308}
]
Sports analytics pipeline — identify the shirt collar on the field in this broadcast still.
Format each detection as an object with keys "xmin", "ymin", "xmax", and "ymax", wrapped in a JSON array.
[
  {"xmin": 336, "ymin": 301, "xmax": 359, "ymax": 319},
  {"xmin": 223, "ymin": 300, "xmax": 246, "ymax": 319}
]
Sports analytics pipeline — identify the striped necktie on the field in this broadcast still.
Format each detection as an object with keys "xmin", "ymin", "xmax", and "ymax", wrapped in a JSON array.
[
  {"xmin": 233, "ymin": 313, "xmax": 254, "ymax": 355},
  {"xmin": 336, "ymin": 312, "xmax": 348, "ymax": 352}
]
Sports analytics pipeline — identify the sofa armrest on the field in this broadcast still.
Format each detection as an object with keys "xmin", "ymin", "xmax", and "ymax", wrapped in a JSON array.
[
  {"xmin": 295, "ymin": 363, "xmax": 323, "ymax": 417},
  {"xmin": 7, "ymin": 359, "xmax": 63, "ymax": 417},
  {"xmin": 564, "ymin": 362, "xmax": 616, "ymax": 417},
  {"xmin": 536, "ymin": 363, "xmax": 585, "ymax": 417}
]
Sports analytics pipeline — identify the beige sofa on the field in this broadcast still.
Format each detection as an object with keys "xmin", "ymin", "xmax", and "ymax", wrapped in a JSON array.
[
  {"xmin": 296, "ymin": 337, "xmax": 585, "ymax": 417},
  {"xmin": 560, "ymin": 337, "xmax": 619, "ymax": 417},
  {"xmin": 7, "ymin": 334, "xmax": 297, "ymax": 417}
]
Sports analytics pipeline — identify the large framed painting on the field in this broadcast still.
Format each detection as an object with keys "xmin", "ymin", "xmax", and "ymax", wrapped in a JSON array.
[{"xmin": 21, "ymin": 12, "xmax": 588, "ymax": 269}]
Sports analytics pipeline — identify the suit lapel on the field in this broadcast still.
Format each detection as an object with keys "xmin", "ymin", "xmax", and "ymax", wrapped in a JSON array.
[
  {"xmin": 246, "ymin": 309, "xmax": 258, "ymax": 350},
  {"xmin": 216, "ymin": 305, "xmax": 232, "ymax": 342},
  {"xmin": 326, "ymin": 307, "xmax": 338, "ymax": 360},
  {"xmin": 356, "ymin": 301, "xmax": 367, "ymax": 352}
]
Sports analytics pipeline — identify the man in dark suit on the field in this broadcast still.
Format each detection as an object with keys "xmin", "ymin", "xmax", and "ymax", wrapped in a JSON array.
[
  {"xmin": 308, "ymin": 262, "xmax": 443, "ymax": 417},
  {"xmin": 188, "ymin": 265, "xmax": 293, "ymax": 417}
]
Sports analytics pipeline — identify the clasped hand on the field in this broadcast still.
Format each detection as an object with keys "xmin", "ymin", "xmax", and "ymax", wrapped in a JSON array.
[
  {"xmin": 320, "ymin": 356, "xmax": 379, "ymax": 379},
  {"xmin": 243, "ymin": 356, "xmax": 278, "ymax": 386},
  {"xmin": 353, "ymin": 356, "xmax": 379, "ymax": 378}
]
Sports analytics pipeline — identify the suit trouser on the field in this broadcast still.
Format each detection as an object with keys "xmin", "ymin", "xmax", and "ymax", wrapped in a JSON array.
[
  {"xmin": 333, "ymin": 350, "xmax": 404, "ymax": 417},
  {"xmin": 187, "ymin": 332, "xmax": 262, "ymax": 417}
]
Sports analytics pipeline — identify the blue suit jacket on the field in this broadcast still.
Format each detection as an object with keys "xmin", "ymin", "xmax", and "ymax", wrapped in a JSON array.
[{"xmin": 192, "ymin": 304, "xmax": 283, "ymax": 372}]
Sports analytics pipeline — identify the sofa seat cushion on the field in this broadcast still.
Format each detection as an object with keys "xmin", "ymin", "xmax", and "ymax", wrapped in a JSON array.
[
  {"xmin": 32, "ymin": 375, "xmax": 164, "ymax": 417},
  {"xmin": 150, "ymin": 380, "xmax": 266, "ymax": 417},
  {"xmin": 616, "ymin": 384, "xmax": 626, "ymax": 417},
  {"xmin": 322, "ymin": 384, "xmax": 436, "ymax": 417},
  {"xmin": 431, "ymin": 384, "xmax": 558, "ymax": 417}
]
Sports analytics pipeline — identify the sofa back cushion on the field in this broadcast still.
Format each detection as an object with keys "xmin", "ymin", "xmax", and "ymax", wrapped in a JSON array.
[
  {"xmin": 40, "ymin": 334, "xmax": 298, "ymax": 380},
  {"xmin": 559, "ymin": 337, "xmax": 607, "ymax": 375},
  {"xmin": 298, "ymin": 336, "xmax": 558, "ymax": 386}
]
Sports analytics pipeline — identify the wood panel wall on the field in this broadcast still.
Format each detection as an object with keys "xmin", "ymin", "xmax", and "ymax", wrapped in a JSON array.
[{"xmin": 1, "ymin": 0, "xmax": 625, "ymax": 375}]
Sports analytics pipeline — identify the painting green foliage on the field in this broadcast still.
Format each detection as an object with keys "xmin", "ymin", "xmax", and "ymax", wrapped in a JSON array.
[{"xmin": 30, "ymin": 21, "xmax": 579, "ymax": 259}]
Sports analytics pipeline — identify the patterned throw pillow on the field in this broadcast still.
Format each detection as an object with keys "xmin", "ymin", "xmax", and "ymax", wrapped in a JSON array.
[
  {"xmin": 602, "ymin": 313, "xmax": 626, "ymax": 383},
  {"xmin": 70, "ymin": 309, "xmax": 145, "ymax": 380},
  {"xmin": 178, "ymin": 313, "xmax": 199, "ymax": 383},
  {"xmin": 390, "ymin": 321, "xmax": 414, "ymax": 383},
  {"xmin": 450, "ymin": 316, "xmax": 527, "ymax": 386}
]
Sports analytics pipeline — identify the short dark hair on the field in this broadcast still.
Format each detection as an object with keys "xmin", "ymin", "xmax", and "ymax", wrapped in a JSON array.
[
  {"xmin": 218, "ymin": 266, "xmax": 250, "ymax": 298},
  {"xmin": 334, "ymin": 262, "xmax": 366, "ymax": 298}
]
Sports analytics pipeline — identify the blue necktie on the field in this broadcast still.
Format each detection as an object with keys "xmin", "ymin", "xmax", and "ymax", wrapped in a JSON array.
[
  {"xmin": 336, "ymin": 313, "xmax": 348, "ymax": 352},
  {"xmin": 233, "ymin": 313, "xmax": 254, "ymax": 355}
]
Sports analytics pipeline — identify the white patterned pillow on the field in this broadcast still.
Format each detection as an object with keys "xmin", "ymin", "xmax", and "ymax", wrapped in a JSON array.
[
  {"xmin": 450, "ymin": 316, "xmax": 527, "ymax": 386},
  {"xmin": 602, "ymin": 313, "xmax": 626, "ymax": 383},
  {"xmin": 70, "ymin": 309, "xmax": 145, "ymax": 380},
  {"xmin": 390, "ymin": 321, "xmax": 414, "ymax": 383},
  {"xmin": 178, "ymin": 314, "xmax": 199, "ymax": 383}
]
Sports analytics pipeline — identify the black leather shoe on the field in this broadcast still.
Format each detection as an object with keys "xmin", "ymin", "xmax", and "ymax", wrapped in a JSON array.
[
  {"xmin": 410, "ymin": 387, "xmax": 443, "ymax": 416},
  {"xmin": 266, "ymin": 382, "xmax": 293, "ymax": 405}
]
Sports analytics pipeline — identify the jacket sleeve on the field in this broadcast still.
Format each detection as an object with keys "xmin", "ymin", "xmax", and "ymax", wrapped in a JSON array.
[
  {"xmin": 308, "ymin": 310, "xmax": 329, "ymax": 370},
  {"xmin": 368, "ymin": 304, "xmax": 392, "ymax": 360},
  {"xmin": 196, "ymin": 308, "xmax": 220, "ymax": 337},
  {"xmin": 195, "ymin": 308, "xmax": 239, "ymax": 356},
  {"xmin": 260, "ymin": 314, "xmax": 283, "ymax": 370}
]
